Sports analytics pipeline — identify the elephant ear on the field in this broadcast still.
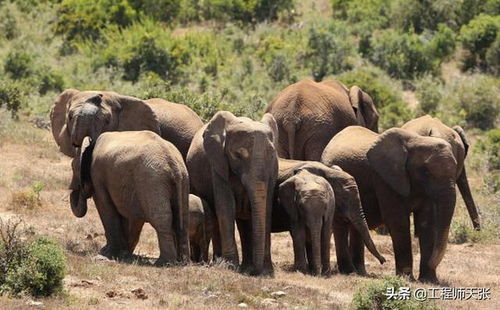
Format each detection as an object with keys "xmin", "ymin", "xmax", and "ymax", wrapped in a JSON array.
[
  {"xmin": 349, "ymin": 86, "xmax": 379, "ymax": 132},
  {"xmin": 367, "ymin": 128, "xmax": 411, "ymax": 197},
  {"xmin": 50, "ymin": 89, "xmax": 79, "ymax": 157},
  {"xmin": 452, "ymin": 125, "xmax": 469, "ymax": 157},
  {"xmin": 203, "ymin": 111, "xmax": 237, "ymax": 179},
  {"xmin": 260, "ymin": 113, "xmax": 279, "ymax": 145},
  {"xmin": 110, "ymin": 93, "xmax": 161, "ymax": 134},
  {"xmin": 279, "ymin": 177, "xmax": 299, "ymax": 222}
]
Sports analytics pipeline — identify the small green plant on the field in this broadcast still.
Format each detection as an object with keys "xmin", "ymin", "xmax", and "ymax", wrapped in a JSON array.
[
  {"xmin": 351, "ymin": 275, "xmax": 439, "ymax": 310},
  {"xmin": 0, "ymin": 219, "xmax": 66, "ymax": 297},
  {"xmin": 0, "ymin": 78, "xmax": 28, "ymax": 119},
  {"xmin": 10, "ymin": 181, "xmax": 45, "ymax": 210}
]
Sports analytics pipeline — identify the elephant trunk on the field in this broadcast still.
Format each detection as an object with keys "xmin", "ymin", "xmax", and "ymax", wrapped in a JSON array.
[
  {"xmin": 70, "ymin": 189, "xmax": 88, "ymax": 218},
  {"xmin": 346, "ymin": 185, "xmax": 386, "ymax": 264},
  {"xmin": 457, "ymin": 168, "xmax": 481, "ymax": 230},
  {"xmin": 250, "ymin": 181, "xmax": 267, "ymax": 275},
  {"xmin": 72, "ymin": 104, "xmax": 99, "ymax": 147},
  {"xmin": 308, "ymin": 225, "xmax": 322, "ymax": 275},
  {"xmin": 428, "ymin": 187, "xmax": 456, "ymax": 270}
]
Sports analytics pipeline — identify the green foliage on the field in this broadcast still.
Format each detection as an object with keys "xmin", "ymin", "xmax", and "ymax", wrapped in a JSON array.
[
  {"xmin": 0, "ymin": 78, "xmax": 28, "ymax": 119},
  {"xmin": 307, "ymin": 21, "xmax": 356, "ymax": 81},
  {"xmin": 475, "ymin": 128, "xmax": 500, "ymax": 191},
  {"xmin": 92, "ymin": 19, "xmax": 189, "ymax": 82},
  {"xmin": 197, "ymin": 0, "xmax": 294, "ymax": 23},
  {"xmin": 459, "ymin": 14, "xmax": 500, "ymax": 71},
  {"xmin": 5, "ymin": 237, "xmax": 66, "ymax": 297},
  {"xmin": 426, "ymin": 24, "xmax": 457, "ymax": 61},
  {"xmin": 485, "ymin": 35, "xmax": 500, "ymax": 75},
  {"xmin": 0, "ymin": 220, "xmax": 66, "ymax": 297},
  {"xmin": 351, "ymin": 275, "xmax": 439, "ymax": 310},
  {"xmin": 0, "ymin": 7, "xmax": 18, "ymax": 40},
  {"xmin": 451, "ymin": 221, "xmax": 489, "ymax": 243},
  {"xmin": 55, "ymin": 0, "xmax": 138, "ymax": 43},
  {"xmin": 414, "ymin": 75, "xmax": 443, "ymax": 115},
  {"xmin": 129, "ymin": 0, "xmax": 181, "ymax": 22},
  {"xmin": 4, "ymin": 51, "xmax": 34, "ymax": 79}
]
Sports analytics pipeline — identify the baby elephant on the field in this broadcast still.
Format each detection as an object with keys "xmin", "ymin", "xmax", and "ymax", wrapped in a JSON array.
[
  {"xmin": 189, "ymin": 194, "xmax": 213, "ymax": 263},
  {"xmin": 70, "ymin": 131, "xmax": 190, "ymax": 266},
  {"xmin": 279, "ymin": 170, "xmax": 335, "ymax": 275}
]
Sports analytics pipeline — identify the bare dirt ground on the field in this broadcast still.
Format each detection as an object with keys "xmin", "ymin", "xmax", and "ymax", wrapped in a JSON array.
[{"xmin": 0, "ymin": 114, "xmax": 498, "ymax": 309}]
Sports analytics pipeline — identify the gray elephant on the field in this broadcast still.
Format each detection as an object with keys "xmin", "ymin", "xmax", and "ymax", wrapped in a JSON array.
[
  {"xmin": 273, "ymin": 159, "xmax": 386, "ymax": 275},
  {"xmin": 265, "ymin": 78, "xmax": 379, "ymax": 161},
  {"xmin": 402, "ymin": 115, "xmax": 481, "ymax": 230},
  {"xmin": 278, "ymin": 170, "xmax": 335, "ymax": 275},
  {"xmin": 50, "ymin": 89, "xmax": 203, "ymax": 159},
  {"xmin": 186, "ymin": 111, "xmax": 279, "ymax": 275},
  {"xmin": 70, "ymin": 131, "xmax": 190, "ymax": 265},
  {"xmin": 321, "ymin": 126, "xmax": 458, "ymax": 283},
  {"xmin": 189, "ymin": 194, "xmax": 213, "ymax": 263}
]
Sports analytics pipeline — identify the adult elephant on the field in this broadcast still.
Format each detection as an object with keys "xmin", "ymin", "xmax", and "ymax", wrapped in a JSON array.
[
  {"xmin": 321, "ymin": 126, "xmax": 458, "ymax": 283},
  {"xmin": 273, "ymin": 159, "xmax": 386, "ymax": 274},
  {"xmin": 50, "ymin": 89, "xmax": 203, "ymax": 159},
  {"xmin": 186, "ymin": 111, "xmax": 279, "ymax": 276},
  {"xmin": 402, "ymin": 115, "xmax": 481, "ymax": 230},
  {"xmin": 266, "ymin": 79, "xmax": 379, "ymax": 161}
]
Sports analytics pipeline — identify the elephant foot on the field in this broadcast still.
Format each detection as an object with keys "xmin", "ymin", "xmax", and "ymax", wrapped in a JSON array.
[
  {"xmin": 154, "ymin": 257, "xmax": 176, "ymax": 267},
  {"xmin": 99, "ymin": 244, "xmax": 130, "ymax": 260},
  {"xmin": 418, "ymin": 270, "xmax": 438, "ymax": 284},
  {"xmin": 337, "ymin": 264, "xmax": 356, "ymax": 275}
]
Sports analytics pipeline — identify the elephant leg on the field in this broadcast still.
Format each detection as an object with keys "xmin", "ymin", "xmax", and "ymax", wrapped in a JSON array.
[
  {"xmin": 125, "ymin": 218, "xmax": 145, "ymax": 254},
  {"xmin": 191, "ymin": 242, "xmax": 201, "ymax": 263},
  {"xmin": 349, "ymin": 226, "xmax": 366, "ymax": 275},
  {"xmin": 237, "ymin": 219, "xmax": 253, "ymax": 273},
  {"xmin": 211, "ymin": 218, "xmax": 222, "ymax": 261},
  {"xmin": 321, "ymin": 223, "xmax": 332, "ymax": 275},
  {"xmin": 333, "ymin": 223, "xmax": 355, "ymax": 274},
  {"xmin": 93, "ymin": 189, "xmax": 127, "ymax": 259},
  {"xmin": 290, "ymin": 227, "xmax": 307, "ymax": 273},
  {"xmin": 149, "ymin": 202, "xmax": 178, "ymax": 266},
  {"xmin": 385, "ymin": 216, "xmax": 413, "ymax": 279},
  {"xmin": 414, "ymin": 203, "xmax": 438, "ymax": 283}
]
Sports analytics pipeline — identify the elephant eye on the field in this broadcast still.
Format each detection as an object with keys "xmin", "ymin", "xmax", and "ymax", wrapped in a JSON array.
[{"xmin": 233, "ymin": 148, "xmax": 249, "ymax": 160}]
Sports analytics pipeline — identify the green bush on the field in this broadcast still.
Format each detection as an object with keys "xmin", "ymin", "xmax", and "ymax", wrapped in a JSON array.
[
  {"xmin": 4, "ymin": 51, "xmax": 34, "ymax": 79},
  {"xmin": 459, "ymin": 14, "xmax": 500, "ymax": 71},
  {"xmin": 307, "ymin": 21, "xmax": 356, "ymax": 81},
  {"xmin": 475, "ymin": 128, "xmax": 500, "ymax": 191},
  {"xmin": 426, "ymin": 24, "xmax": 457, "ymax": 61},
  {"xmin": 54, "ymin": 0, "xmax": 138, "ymax": 42},
  {"xmin": 0, "ymin": 220, "xmax": 66, "ymax": 297},
  {"xmin": 414, "ymin": 75, "xmax": 443, "ymax": 115},
  {"xmin": 485, "ymin": 35, "xmax": 500, "ymax": 75},
  {"xmin": 366, "ymin": 29, "xmax": 436, "ymax": 79},
  {"xmin": 92, "ymin": 19, "xmax": 189, "ymax": 82},
  {"xmin": 198, "ymin": 0, "xmax": 294, "ymax": 23},
  {"xmin": 129, "ymin": 0, "xmax": 181, "ymax": 22},
  {"xmin": 351, "ymin": 275, "xmax": 439, "ymax": 310},
  {"xmin": 0, "ymin": 7, "xmax": 18, "ymax": 40},
  {"xmin": 0, "ymin": 78, "xmax": 28, "ymax": 119}
]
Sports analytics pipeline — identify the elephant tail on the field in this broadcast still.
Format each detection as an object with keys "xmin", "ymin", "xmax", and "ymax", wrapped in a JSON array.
[
  {"xmin": 174, "ymin": 171, "xmax": 190, "ymax": 262},
  {"xmin": 284, "ymin": 121, "xmax": 297, "ymax": 159}
]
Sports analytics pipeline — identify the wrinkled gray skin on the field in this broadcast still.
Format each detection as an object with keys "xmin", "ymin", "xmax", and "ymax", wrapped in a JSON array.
[
  {"xmin": 321, "ymin": 126, "xmax": 458, "ymax": 283},
  {"xmin": 50, "ymin": 89, "xmax": 203, "ymax": 159},
  {"xmin": 186, "ymin": 111, "xmax": 279, "ymax": 276},
  {"xmin": 402, "ymin": 115, "xmax": 481, "ymax": 231},
  {"xmin": 70, "ymin": 131, "xmax": 190, "ymax": 266},
  {"xmin": 189, "ymin": 194, "xmax": 214, "ymax": 263},
  {"xmin": 266, "ymin": 79, "xmax": 379, "ymax": 161},
  {"xmin": 278, "ymin": 170, "xmax": 335, "ymax": 275},
  {"xmin": 272, "ymin": 159, "xmax": 386, "ymax": 275}
]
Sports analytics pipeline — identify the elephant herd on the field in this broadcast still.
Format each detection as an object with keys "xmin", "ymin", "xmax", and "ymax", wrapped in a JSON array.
[{"xmin": 49, "ymin": 79, "xmax": 481, "ymax": 284}]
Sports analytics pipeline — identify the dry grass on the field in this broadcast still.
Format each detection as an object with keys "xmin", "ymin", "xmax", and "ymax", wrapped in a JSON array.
[{"xmin": 0, "ymin": 115, "xmax": 499, "ymax": 309}]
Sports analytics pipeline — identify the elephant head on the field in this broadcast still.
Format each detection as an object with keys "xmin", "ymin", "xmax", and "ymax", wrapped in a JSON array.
[
  {"xmin": 294, "ymin": 162, "xmax": 386, "ymax": 265},
  {"xmin": 203, "ymin": 111, "xmax": 279, "ymax": 274},
  {"xmin": 69, "ymin": 139, "xmax": 95, "ymax": 218},
  {"xmin": 349, "ymin": 86, "xmax": 379, "ymax": 133},
  {"xmin": 50, "ymin": 89, "xmax": 160, "ymax": 157},
  {"xmin": 279, "ymin": 170, "xmax": 335, "ymax": 275},
  {"xmin": 367, "ymin": 128, "xmax": 457, "ymax": 280}
]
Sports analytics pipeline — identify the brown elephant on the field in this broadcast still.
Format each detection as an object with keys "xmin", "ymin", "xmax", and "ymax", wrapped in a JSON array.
[
  {"xmin": 186, "ymin": 111, "xmax": 279, "ymax": 275},
  {"xmin": 189, "ymin": 194, "xmax": 214, "ymax": 263},
  {"xmin": 70, "ymin": 131, "xmax": 190, "ymax": 265},
  {"xmin": 272, "ymin": 159, "xmax": 386, "ymax": 275},
  {"xmin": 321, "ymin": 126, "xmax": 458, "ymax": 283},
  {"xmin": 402, "ymin": 115, "xmax": 481, "ymax": 230},
  {"xmin": 50, "ymin": 89, "xmax": 203, "ymax": 159},
  {"xmin": 278, "ymin": 170, "xmax": 336, "ymax": 275},
  {"xmin": 265, "ymin": 78, "xmax": 379, "ymax": 161}
]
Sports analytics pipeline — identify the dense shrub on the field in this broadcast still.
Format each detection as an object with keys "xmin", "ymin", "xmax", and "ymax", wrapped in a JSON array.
[
  {"xmin": 366, "ymin": 29, "xmax": 436, "ymax": 79},
  {"xmin": 459, "ymin": 14, "xmax": 500, "ymax": 71},
  {"xmin": 485, "ymin": 35, "xmax": 500, "ymax": 75},
  {"xmin": 475, "ymin": 128, "xmax": 500, "ymax": 191},
  {"xmin": 55, "ymin": 0, "xmax": 138, "ymax": 42},
  {"xmin": 129, "ymin": 0, "xmax": 181, "ymax": 22},
  {"xmin": 307, "ymin": 21, "xmax": 356, "ymax": 81},
  {"xmin": 4, "ymin": 51, "xmax": 34, "ymax": 79},
  {"xmin": 197, "ymin": 0, "xmax": 294, "ymax": 23},
  {"xmin": 0, "ymin": 220, "xmax": 66, "ymax": 297},
  {"xmin": 426, "ymin": 24, "xmax": 457, "ymax": 61},
  {"xmin": 414, "ymin": 75, "xmax": 443, "ymax": 115},
  {"xmin": 0, "ymin": 78, "xmax": 28, "ymax": 119},
  {"xmin": 92, "ymin": 19, "xmax": 189, "ymax": 82},
  {"xmin": 351, "ymin": 275, "xmax": 439, "ymax": 310}
]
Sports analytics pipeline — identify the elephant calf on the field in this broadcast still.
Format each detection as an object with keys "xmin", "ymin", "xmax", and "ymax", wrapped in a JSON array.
[
  {"xmin": 278, "ymin": 170, "xmax": 335, "ymax": 275},
  {"xmin": 189, "ymin": 194, "xmax": 213, "ymax": 263},
  {"xmin": 70, "ymin": 131, "xmax": 190, "ymax": 266}
]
